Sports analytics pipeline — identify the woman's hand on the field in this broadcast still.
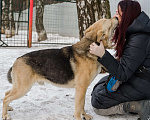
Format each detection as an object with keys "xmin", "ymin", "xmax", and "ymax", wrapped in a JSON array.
[{"xmin": 89, "ymin": 41, "xmax": 105, "ymax": 58}]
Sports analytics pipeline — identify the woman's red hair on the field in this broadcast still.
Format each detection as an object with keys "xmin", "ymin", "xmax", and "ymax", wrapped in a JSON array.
[{"xmin": 112, "ymin": 0, "xmax": 141, "ymax": 59}]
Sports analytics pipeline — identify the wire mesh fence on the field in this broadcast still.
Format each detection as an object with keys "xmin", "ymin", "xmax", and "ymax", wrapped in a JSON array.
[
  {"xmin": 0, "ymin": 0, "xmax": 79, "ymax": 47},
  {"xmin": 32, "ymin": 0, "xmax": 79, "ymax": 46},
  {"xmin": 0, "ymin": 0, "xmax": 29, "ymax": 47}
]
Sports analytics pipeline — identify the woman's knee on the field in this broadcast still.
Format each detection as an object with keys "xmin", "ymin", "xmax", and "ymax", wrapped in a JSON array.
[{"xmin": 91, "ymin": 86, "xmax": 108, "ymax": 109}]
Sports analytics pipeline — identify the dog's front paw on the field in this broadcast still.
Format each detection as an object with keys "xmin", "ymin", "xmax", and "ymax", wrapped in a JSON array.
[
  {"xmin": 2, "ymin": 114, "xmax": 11, "ymax": 120},
  {"xmin": 82, "ymin": 114, "xmax": 93, "ymax": 120},
  {"xmin": 7, "ymin": 106, "xmax": 13, "ymax": 111}
]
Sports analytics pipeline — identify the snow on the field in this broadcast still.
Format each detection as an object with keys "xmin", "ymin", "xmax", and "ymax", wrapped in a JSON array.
[{"xmin": 0, "ymin": 46, "xmax": 139, "ymax": 120}]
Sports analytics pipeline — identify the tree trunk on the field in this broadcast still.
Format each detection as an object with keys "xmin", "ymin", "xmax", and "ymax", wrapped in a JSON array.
[
  {"xmin": 101, "ymin": 0, "xmax": 111, "ymax": 18},
  {"xmin": 35, "ymin": 0, "xmax": 74, "ymax": 42},
  {"xmin": 76, "ymin": 0, "xmax": 111, "ymax": 40},
  {"xmin": 2, "ymin": 0, "xmax": 15, "ymax": 38},
  {"xmin": 35, "ymin": 0, "xmax": 47, "ymax": 42},
  {"xmin": 7, "ymin": 0, "xmax": 15, "ymax": 38},
  {"xmin": 1, "ymin": 0, "xmax": 9, "ymax": 34}
]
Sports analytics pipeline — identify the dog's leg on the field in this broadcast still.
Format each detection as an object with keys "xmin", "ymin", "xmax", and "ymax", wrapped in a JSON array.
[
  {"xmin": 81, "ymin": 97, "xmax": 92, "ymax": 120},
  {"xmin": 74, "ymin": 85, "xmax": 93, "ymax": 120},
  {"xmin": 2, "ymin": 83, "xmax": 33, "ymax": 120},
  {"xmin": 5, "ymin": 90, "xmax": 11, "ymax": 96},
  {"xmin": 4, "ymin": 90, "xmax": 13, "ymax": 111},
  {"xmin": 74, "ymin": 86, "xmax": 86, "ymax": 120},
  {"xmin": 2, "ymin": 59, "xmax": 35, "ymax": 120}
]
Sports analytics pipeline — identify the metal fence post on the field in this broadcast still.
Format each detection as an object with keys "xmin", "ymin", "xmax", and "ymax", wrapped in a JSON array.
[{"xmin": 28, "ymin": 0, "xmax": 33, "ymax": 47}]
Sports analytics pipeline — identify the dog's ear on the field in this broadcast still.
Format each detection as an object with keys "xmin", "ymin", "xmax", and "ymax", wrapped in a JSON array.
[
  {"xmin": 84, "ymin": 26, "xmax": 97, "ymax": 41},
  {"xmin": 97, "ymin": 30, "xmax": 110, "ymax": 48},
  {"xmin": 96, "ymin": 30, "xmax": 105, "ymax": 42}
]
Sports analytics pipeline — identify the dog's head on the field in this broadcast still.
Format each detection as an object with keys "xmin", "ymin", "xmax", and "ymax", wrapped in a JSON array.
[{"xmin": 85, "ymin": 17, "xmax": 118, "ymax": 48}]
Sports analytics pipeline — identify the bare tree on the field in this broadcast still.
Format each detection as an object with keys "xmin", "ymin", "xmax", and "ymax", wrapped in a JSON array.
[
  {"xmin": 35, "ymin": 0, "xmax": 74, "ymax": 41},
  {"xmin": 76, "ymin": 0, "xmax": 111, "ymax": 40},
  {"xmin": 1, "ymin": 0, "xmax": 15, "ymax": 38},
  {"xmin": 35, "ymin": 0, "xmax": 47, "ymax": 41}
]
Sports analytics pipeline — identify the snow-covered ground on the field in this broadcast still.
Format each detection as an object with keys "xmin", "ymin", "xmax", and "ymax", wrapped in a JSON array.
[{"xmin": 0, "ymin": 46, "xmax": 139, "ymax": 120}]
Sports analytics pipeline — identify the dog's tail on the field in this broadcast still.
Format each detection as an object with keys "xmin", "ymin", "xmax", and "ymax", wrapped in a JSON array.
[{"xmin": 7, "ymin": 67, "xmax": 12, "ymax": 84}]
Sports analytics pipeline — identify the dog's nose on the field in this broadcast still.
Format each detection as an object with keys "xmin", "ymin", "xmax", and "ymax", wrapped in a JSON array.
[
  {"xmin": 95, "ymin": 42, "xmax": 100, "ymax": 46},
  {"xmin": 115, "ymin": 17, "xmax": 118, "ymax": 20}
]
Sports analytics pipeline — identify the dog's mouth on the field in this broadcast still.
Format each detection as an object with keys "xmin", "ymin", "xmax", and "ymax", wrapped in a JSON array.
[
  {"xmin": 112, "ymin": 22, "xmax": 118, "ymax": 35},
  {"xmin": 107, "ymin": 24, "xmax": 118, "ymax": 48},
  {"xmin": 112, "ymin": 18, "xmax": 119, "ymax": 34},
  {"xmin": 112, "ymin": 26, "xmax": 117, "ymax": 34}
]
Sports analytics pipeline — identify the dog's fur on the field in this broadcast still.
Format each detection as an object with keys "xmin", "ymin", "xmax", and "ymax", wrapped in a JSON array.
[{"xmin": 2, "ymin": 17, "xmax": 118, "ymax": 120}]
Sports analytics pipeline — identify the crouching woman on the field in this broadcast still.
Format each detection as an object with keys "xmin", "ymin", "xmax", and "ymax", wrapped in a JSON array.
[{"xmin": 89, "ymin": 0, "xmax": 150, "ymax": 120}]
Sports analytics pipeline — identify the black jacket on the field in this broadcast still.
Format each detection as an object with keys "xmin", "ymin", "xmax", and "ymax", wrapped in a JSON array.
[
  {"xmin": 98, "ymin": 11, "xmax": 150, "ymax": 82},
  {"xmin": 91, "ymin": 12, "xmax": 150, "ymax": 109}
]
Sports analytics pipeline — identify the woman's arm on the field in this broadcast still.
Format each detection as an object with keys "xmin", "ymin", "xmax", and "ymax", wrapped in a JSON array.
[{"xmin": 90, "ymin": 35, "xmax": 150, "ymax": 82}]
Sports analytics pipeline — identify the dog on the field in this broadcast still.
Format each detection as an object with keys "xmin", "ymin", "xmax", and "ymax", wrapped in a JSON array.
[{"xmin": 2, "ymin": 17, "xmax": 118, "ymax": 120}]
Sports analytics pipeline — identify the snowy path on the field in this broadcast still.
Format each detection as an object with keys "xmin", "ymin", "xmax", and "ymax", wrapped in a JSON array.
[{"xmin": 0, "ymin": 47, "xmax": 138, "ymax": 120}]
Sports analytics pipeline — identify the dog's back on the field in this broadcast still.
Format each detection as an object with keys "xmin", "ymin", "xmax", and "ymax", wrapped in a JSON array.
[{"xmin": 21, "ymin": 46, "xmax": 75, "ymax": 84}]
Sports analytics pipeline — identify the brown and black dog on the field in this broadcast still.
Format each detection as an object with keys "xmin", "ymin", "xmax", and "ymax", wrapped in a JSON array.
[{"xmin": 2, "ymin": 17, "xmax": 118, "ymax": 120}]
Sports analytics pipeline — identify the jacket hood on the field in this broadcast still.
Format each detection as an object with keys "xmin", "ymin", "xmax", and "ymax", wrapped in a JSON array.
[{"xmin": 126, "ymin": 11, "xmax": 150, "ymax": 37}]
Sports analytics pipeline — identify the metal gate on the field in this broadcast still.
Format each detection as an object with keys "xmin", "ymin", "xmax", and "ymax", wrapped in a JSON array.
[{"xmin": 0, "ymin": 0, "xmax": 29, "ymax": 47}]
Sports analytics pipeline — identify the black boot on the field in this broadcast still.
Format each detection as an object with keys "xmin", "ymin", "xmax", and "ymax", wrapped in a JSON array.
[{"xmin": 124, "ymin": 100, "xmax": 150, "ymax": 120}]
